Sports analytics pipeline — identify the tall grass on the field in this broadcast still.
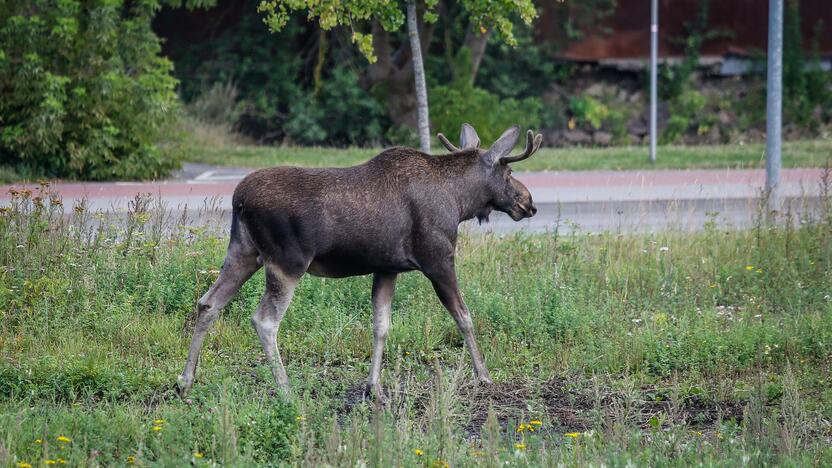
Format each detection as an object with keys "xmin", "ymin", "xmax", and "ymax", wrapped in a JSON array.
[{"xmin": 1, "ymin": 184, "xmax": 831, "ymax": 466}]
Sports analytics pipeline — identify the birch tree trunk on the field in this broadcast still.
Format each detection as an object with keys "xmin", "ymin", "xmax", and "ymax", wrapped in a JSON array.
[{"xmin": 406, "ymin": 1, "xmax": 430, "ymax": 153}]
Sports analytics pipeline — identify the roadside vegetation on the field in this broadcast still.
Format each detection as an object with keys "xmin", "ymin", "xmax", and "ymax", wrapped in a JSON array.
[
  {"xmin": 189, "ymin": 138, "xmax": 832, "ymax": 172},
  {"xmin": 1, "ymin": 184, "xmax": 831, "ymax": 466}
]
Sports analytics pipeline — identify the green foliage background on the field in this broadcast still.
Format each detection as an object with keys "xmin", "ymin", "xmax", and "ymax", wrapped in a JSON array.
[{"xmin": 0, "ymin": 0, "xmax": 194, "ymax": 180}]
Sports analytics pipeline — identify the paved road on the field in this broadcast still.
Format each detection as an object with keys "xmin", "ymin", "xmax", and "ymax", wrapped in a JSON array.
[{"xmin": 1, "ymin": 164, "xmax": 825, "ymax": 233}]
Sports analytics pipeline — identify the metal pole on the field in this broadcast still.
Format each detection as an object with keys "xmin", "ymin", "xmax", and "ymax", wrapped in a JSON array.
[
  {"xmin": 765, "ymin": 0, "xmax": 783, "ymax": 203},
  {"xmin": 649, "ymin": 0, "xmax": 658, "ymax": 163}
]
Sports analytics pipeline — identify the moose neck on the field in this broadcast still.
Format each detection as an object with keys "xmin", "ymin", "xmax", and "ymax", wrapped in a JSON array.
[{"xmin": 434, "ymin": 152, "xmax": 493, "ymax": 223}]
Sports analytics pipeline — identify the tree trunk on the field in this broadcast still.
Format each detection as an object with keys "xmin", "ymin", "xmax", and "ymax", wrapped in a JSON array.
[
  {"xmin": 464, "ymin": 26, "xmax": 492, "ymax": 84},
  {"xmin": 406, "ymin": 1, "xmax": 430, "ymax": 153}
]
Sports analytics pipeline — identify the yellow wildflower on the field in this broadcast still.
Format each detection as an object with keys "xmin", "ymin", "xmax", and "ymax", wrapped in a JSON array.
[
  {"xmin": 153, "ymin": 419, "xmax": 165, "ymax": 425},
  {"xmin": 516, "ymin": 423, "xmax": 528, "ymax": 433},
  {"xmin": 56, "ymin": 436, "xmax": 71, "ymax": 443},
  {"xmin": 756, "ymin": 269, "xmax": 763, "ymax": 273},
  {"xmin": 413, "ymin": 448, "xmax": 424, "ymax": 456},
  {"xmin": 529, "ymin": 420, "xmax": 543, "ymax": 427},
  {"xmin": 193, "ymin": 452, "xmax": 204, "ymax": 459},
  {"xmin": 127, "ymin": 456, "xmax": 136, "ymax": 464},
  {"xmin": 45, "ymin": 461, "xmax": 57, "ymax": 466},
  {"xmin": 745, "ymin": 265, "xmax": 754, "ymax": 271},
  {"xmin": 295, "ymin": 416, "xmax": 305, "ymax": 422},
  {"xmin": 514, "ymin": 442, "xmax": 526, "ymax": 450},
  {"xmin": 565, "ymin": 432, "xmax": 581, "ymax": 438},
  {"xmin": 56, "ymin": 460, "xmax": 66, "ymax": 466},
  {"xmin": 152, "ymin": 425, "xmax": 162, "ymax": 432},
  {"xmin": 34, "ymin": 439, "xmax": 42, "ymax": 444},
  {"xmin": 17, "ymin": 462, "xmax": 32, "ymax": 468}
]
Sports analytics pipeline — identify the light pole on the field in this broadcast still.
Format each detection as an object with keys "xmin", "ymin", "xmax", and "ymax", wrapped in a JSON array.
[
  {"xmin": 765, "ymin": 0, "xmax": 783, "ymax": 206},
  {"xmin": 649, "ymin": 0, "xmax": 658, "ymax": 163}
]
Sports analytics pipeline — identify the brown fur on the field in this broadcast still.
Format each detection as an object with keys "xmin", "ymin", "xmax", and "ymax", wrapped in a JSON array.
[{"xmin": 177, "ymin": 125, "xmax": 542, "ymax": 400}]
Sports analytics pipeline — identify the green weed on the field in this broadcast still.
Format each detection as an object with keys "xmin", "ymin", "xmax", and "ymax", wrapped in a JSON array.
[{"xmin": 0, "ymin": 185, "xmax": 830, "ymax": 466}]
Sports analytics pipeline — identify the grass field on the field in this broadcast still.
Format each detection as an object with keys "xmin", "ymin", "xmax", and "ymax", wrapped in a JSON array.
[
  {"xmin": 189, "ymin": 138, "xmax": 832, "ymax": 171},
  {"xmin": 1, "ymin": 187, "xmax": 831, "ymax": 466}
]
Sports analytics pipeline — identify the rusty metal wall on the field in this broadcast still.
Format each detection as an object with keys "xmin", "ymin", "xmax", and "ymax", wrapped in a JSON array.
[{"xmin": 536, "ymin": 0, "xmax": 832, "ymax": 60}]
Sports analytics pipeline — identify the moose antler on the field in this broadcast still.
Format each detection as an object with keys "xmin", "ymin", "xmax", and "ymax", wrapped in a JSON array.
[
  {"xmin": 437, "ymin": 133, "xmax": 459, "ymax": 152},
  {"xmin": 499, "ymin": 130, "xmax": 543, "ymax": 164}
]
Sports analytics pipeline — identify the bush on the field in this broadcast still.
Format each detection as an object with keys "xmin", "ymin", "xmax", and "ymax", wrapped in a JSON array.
[
  {"xmin": 430, "ymin": 81, "xmax": 542, "ymax": 145},
  {"xmin": 569, "ymin": 95, "xmax": 609, "ymax": 130},
  {"xmin": 284, "ymin": 67, "xmax": 387, "ymax": 146},
  {"xmin": 661, "ymin": 89, "xmax": 707, "ymax": 144},
  {"xmin": 0, "ymin": 1, "xmax": 182, "ymax": 180}
]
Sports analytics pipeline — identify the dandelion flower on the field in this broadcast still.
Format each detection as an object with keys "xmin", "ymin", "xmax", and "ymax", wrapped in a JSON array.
[
  {"xmin": 514, "ymin": 442, "xmax": 526, "ymax": 450},
  {"xmin": 193, "ymin": 452, "xmax": 204, "ymax": 459},
  {"xmin": 56, "ymin": 460, "xmax": 66, "ymax": 466},
  {"xmin": 56, "ymin": 436, "xmax": 71, "ymax": 443},
  {"xmin": 413, "ymin": 448, "xmax": 424, "ymax": 456},
  {"xmin": 516, "ymin": 423, "xmax": 527, "ymax": 433},
  {"xmin": 34, "ymin": 439, "xmax": 42, "ymax": 444},
  {"xmin": 17, "ymin": 462, "xmax": 32, "ymax": 468},
  {"xmin": 565, "ymin": 432, "xmax": 581, "ymax": 438},
  {"xmin": 152, "ymin": 425, "xmax": 162, "ymax": 432},
  {"xmin": 127, "ymin": 456, "xmax": 136, "ymax": 464},
  {"xmin": 530, "ymin": 420, "xmax": 543, "ymax": 427},
  {"xmin": 45, "ymin": 462, "xmax": 57, "ymax": 466},
  {"xmin": 745, "ymin": 265, "xmax": 754, "ymax": 271},
  {"xmin": 153, "ymin": 419, "xmax": 165, "ymax": 425}
]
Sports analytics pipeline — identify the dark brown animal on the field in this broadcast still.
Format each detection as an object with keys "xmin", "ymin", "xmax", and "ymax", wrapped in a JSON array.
[{"xmin": 177, "ymin": 124, "xmax": 542, "ymax": 399}]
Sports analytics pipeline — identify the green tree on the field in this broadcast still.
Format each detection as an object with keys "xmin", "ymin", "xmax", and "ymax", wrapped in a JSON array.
[
  {"xmin": 0, "ymin": 0, "xmax": 213, "ymax": 180},
  {"xmin": 257, "ymin": 0, "xmax": 539, "ymax": 152}
]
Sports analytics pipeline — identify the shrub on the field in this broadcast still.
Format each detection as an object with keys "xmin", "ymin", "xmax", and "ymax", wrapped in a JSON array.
[
  {"xmin": 430, "ymin": 81, "xmax": 542, "ymax": 144},
  {"xmin": 661, "ymin": 89, "xmax": 707, "ymax": 144},
  {"xmin": 0, "ymin": 1, "xmax": 182, "ymax": 180},
  {"xmin": 284, "ymin": 67, "xmax": 387, "ymax": 146},
  {"xmin": 569, "ymin": 95, "xmax": 609, "ymax": 130}
]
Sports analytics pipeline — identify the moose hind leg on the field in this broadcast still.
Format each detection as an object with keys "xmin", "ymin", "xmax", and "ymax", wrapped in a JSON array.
[
  {"xmin": 178, "ymin": 239, "xmax": 260, "ymax": 396},
  {"xmin": 251, "ymin": 265, "xmax": 299, "ymax": 394},
  {"xmin": 366, "ymin": 273, "xmax": 397, "ymax": 401}
]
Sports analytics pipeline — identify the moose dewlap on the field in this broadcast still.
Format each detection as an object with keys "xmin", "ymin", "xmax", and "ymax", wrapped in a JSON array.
[{"xmin": 177, "ymin": 124, "xmax": 543, "ymax": 400}]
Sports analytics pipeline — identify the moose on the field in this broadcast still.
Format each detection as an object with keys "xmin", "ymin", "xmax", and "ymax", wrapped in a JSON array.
[{"xmin": 177, "ymin": 124, "xmax": 542, "ymax": 400}]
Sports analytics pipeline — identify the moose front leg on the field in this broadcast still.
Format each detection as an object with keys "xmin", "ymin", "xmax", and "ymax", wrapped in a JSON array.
[
  {"xmin": 366, "ymin": 273, "xmax": 397, "ymax": 401},
  {"xmin": 425, "ymin": 265, "xmax": 493, "ymax": 385}
]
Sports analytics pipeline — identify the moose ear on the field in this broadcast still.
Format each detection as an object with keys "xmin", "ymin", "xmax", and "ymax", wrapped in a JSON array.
[
  {"xmin": 459, "ymin": 123, "xmax": 481, "ymax": 149},
  {"xmin": 483, "ymin": 125, "xmax": 520, "ymax": 166}
]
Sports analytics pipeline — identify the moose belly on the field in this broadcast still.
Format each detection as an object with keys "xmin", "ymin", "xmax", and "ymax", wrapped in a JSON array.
[{"xmin": 307, "ymin": 250, "xmax": 417, "ymax": 278}]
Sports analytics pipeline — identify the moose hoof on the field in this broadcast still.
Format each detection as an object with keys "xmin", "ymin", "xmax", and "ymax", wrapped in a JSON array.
[
  {"xmin": 176, "ymin": 375, "xmax": 192, "ymax": 398},
  {"xmin": 477, "ymin": 376, "xmax": 494, "ymax": 386},
  {"xmin": 363, "ymin": 383, "xmax": 387, "ymax": 404}
]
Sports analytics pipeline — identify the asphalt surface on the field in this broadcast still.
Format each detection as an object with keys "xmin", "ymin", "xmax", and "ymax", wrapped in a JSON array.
[{"xmin": 1, "ymin": 163, "xmax": 825, "ymax": 234}]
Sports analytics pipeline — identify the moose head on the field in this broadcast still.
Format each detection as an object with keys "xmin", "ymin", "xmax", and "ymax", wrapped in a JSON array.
[{"xmin": 438, "ymin": 123, "xmax": 542, "ymax": 223}]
